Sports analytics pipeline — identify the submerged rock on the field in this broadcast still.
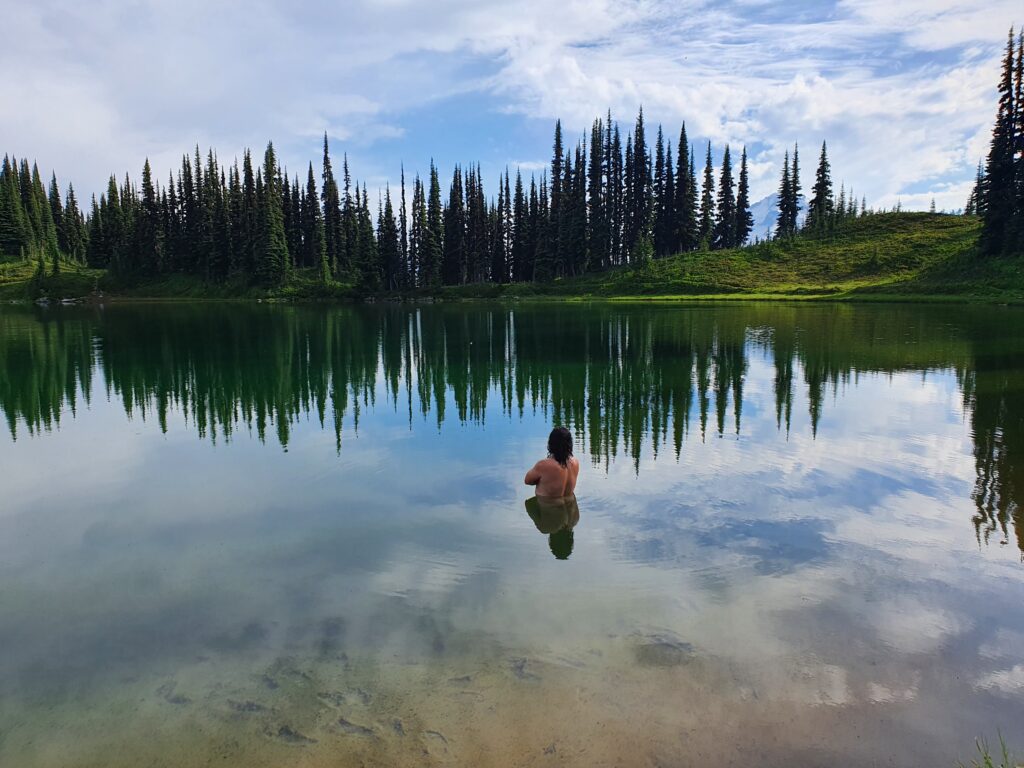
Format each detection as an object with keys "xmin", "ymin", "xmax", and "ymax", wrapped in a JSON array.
[
  {"xmin": 228, "ymin": 699, "xmax": 266, "ymax": 713},
  {"xmin": 634, "ymin": 637, "xmax": 695, "ymax": 667},
  {"xmin": 156, "ymin": 681, "xmax": 191, "ymax": 705},
  {"xmin": 336, "ymin": 717, "xmax": 376, "ymax": 737},
  {"xmin": 270, "ymin": 725, "xmax": 317, "ymax": 745},
  {"xmin": 509, "ymin": 657, "xmax": 541, "ymax": 681}
]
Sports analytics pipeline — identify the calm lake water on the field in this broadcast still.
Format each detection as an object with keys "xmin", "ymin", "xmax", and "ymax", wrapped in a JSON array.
[{"xmin": 1, "ymin": 301, "xmax": 1023, "ymax": 767}]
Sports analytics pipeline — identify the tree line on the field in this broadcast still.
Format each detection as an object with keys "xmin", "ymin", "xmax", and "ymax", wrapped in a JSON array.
[
  {"xmin": 969, "ymin": 27, "xmax": 1024, "ymax": 255},
  {"xmin": 1, "ymin": 107, "xmax": 892, "ymax": 292}
]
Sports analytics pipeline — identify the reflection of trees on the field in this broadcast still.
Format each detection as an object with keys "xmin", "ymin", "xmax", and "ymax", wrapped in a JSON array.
[
  {"xmin": 961, "ymin": 323, "xmax": 1024, "ymax": 554},
  {"xmin": 1, "ymin": 303, "xmax": 1022, "ymax": 555}
]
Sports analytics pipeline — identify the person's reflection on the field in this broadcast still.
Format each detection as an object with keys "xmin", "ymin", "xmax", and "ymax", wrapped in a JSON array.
[{"xmin": 525, "ymin": 495, "xmax": 580, "ymax": 560}]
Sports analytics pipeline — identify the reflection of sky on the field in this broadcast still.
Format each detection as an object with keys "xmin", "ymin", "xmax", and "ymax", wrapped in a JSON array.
[{"xmin": 1, "ymin": 331, "xmax": 1023, "ymax": 764}]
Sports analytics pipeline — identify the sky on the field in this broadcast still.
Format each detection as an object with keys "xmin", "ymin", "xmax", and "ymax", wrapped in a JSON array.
[{"xmin": 1, "ymin": 0, "xmax": 1019, "ymax": 212}]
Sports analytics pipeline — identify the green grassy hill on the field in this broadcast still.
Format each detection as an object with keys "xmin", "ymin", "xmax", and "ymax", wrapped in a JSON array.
[
  {"xmin": 2, "ymin": 213, "xmax": 1021, "ymax": 303},
  {"xmin": 440, "ymin": 213, "xmax": 1022, "ymax": 303}
]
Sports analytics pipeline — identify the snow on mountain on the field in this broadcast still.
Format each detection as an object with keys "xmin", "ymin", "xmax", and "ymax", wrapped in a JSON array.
[{"xmin": 746, "ymin": 194, "xmax": 807, "ymax": 244}]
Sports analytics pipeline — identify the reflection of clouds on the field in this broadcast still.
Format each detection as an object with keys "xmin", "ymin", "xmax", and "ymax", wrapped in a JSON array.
[
  {"xmin": 980, "ymin": 630, "xmax": 1024, "ymax": 661},
  {"xmin": 866, "ymin": 599, "xmax": 969, "ymax": 655},
  {"xmin": 975, "ymin": 665, "xmax": 1024, "ymax": 696},
  {"xmin": 868, "ymin": 676, "xmax": 919, "ymax": 704}
]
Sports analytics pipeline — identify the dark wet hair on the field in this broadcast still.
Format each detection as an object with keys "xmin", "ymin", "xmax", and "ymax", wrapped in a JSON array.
[{"xmin": 547, "ymin": 426, "xmax": 573, "ymax": 467}]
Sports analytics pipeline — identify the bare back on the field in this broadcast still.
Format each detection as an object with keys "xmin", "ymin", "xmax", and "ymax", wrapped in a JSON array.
[{"xmin": 524, "ymin": 456, "xmax": 580, "ymax": 498}]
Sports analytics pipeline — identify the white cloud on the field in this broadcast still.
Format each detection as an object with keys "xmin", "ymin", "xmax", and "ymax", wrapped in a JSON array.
[{"xmin": 0, "ymin": 0, "xmax": 1016, "ymax": 208}]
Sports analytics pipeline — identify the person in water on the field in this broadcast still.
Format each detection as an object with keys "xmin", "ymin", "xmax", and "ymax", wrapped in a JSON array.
[{"xmin": 524, "ymin": 426, "xmax": 580, "ymax": 497}]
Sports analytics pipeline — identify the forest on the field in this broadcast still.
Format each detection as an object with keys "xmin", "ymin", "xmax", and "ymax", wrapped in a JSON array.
[{"xmin": 0, "ymin": 28, "xmax": 1021, "ymax": 296}]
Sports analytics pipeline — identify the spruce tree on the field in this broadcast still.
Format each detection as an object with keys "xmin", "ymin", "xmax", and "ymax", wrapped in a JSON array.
[
  {"xmin": 609, "ymin": 123, "xmax": 624, "ymax": 265},
  {"xmin": 48, "ymin": 174, "xmax": 64, "ymax": 260},
  {"xmin": 805, "ymin": 141, "xmax": 834, "ymax": 234},
  {"xmin": 966, "ymin": 161, "xmax": 984, "ymax": 215},
  {"xmin": 424, "ymin": 161, "xmax": 444, "ymax": 287},
  {"xmin": 321, "ymin": 135, "xmax": 343, "ymax": 276},
  {"xmin": 549, "ymin": 120, "xmax": 564, "ymax": 272},
  {"xmin": 355, "ymin": 184, "xmax": 380, "ymax": 292},
  {"xmin": 341, "ymin": 154, "xmax": 357, "ymax": 277},
  {"xmin": 791, "ymin": 144, "xmax": 802, "ymax": 229},
  {"xmin": 303, "ymin": 163, "xmax": 328, "ymax": 282},
  {"xmin": 698, "ymin": 143, "xmax": 715, "ymax": 248},
  {"xmin": 627, "ymin": 107, "xmax": 652, "ymax": 258},
  {"xmin": 0, "ymin": 156, "xmax": 29, "ymax": 256},
  {"xmin": 399, "ymin": 165, "xmax": 409, "ymax": 287},
  {"xmin": 712, "ymin": 145, "xmax": 736, "ymax": 249},
  {"xmin": 981, "ymin": 28, "xmax": 1020, "ymax": 254},
  {"xmin": 443, "ymin": 165, "xmax": 465, "ymax": 285},
  {"xmin": 776, "ymin": 150, "xmax": 792, "ymax": 239},
  {"xmin": 409, "ymin": 175, "xmax": 426, "ymax": 287},
  {"xmin": 256, "ymin": 142, "xmax": 288, "ymax": 286},
  {"xmin": 588, "ymin": 117, "xmax": 607, "ymax": 271},
  {"xmin": 508, "ymin": 170, "xmax": 524, "ymax": 281},
  {"xmin": 62, "ymin": 183, "xmax": 85, "ymax": 263},
  {"xmin": 379, "ymin": 185, "xmax": 402, "ymax": 290},
  {"xmin": 136, "ymin": 158, "xmax": 164, "ymax": 274},
  {"xmin": 735, "ymin": 147, "xmax": 753, "ymax": 247}
]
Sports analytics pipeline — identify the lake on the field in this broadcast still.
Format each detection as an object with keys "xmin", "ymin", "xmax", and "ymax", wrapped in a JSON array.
[{"xmin": 1, "ymin": 301, "xmax": 1022, "ymax": 767}]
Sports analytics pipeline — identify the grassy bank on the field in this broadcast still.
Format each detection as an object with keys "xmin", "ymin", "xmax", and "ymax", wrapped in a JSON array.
[
  {"xmin": 434, "ymin": 214, "xmax": 1022, "ymax": 304},
  {"xmin": 2, "ymin": 213, "xmax": 1021, "ymax": 304}
]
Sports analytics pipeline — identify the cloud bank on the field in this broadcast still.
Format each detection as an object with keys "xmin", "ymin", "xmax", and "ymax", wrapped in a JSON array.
[{"xmin": 1, "ymin": 0, "xmax": 1018, "ymax": 210}]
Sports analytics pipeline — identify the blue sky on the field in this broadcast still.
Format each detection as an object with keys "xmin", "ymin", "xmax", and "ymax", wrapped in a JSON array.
[{"xmin": 2, "ymin": 0, "xmax": 1018, "ymax": 211}]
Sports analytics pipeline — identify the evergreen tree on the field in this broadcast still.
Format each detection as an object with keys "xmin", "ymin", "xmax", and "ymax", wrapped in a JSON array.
[
  {"xmin": 981, "ymin": 28, "xmax": 1021, "ymax": 254},
  {"xmin": 549, "ymin": 120, "xmax": 564, "ymax": 273},
  {"xmin": 409, "ymin": 175, "xmax": 426, "ymax": 287},
  {"xmin": 966, "ymin": 160, "xmax": 985, "ymax": 216},
  {"xmin": 674, "ymin": 125, "xmax": 697, "ymax": 252},
  {"xmin": 511, "ymin": 170, "xmax": 528, "ymax": 281},
  {"xmin": 136, "ymin": 159, "xmax": 164, "ymax": 274},
  {"xmin": 48, "ymin": 174, "xmax": 64, "ymax": 259},
  {"xmin": 735, "ymin": 147, "xmax": 753, "ymax": 246},
  {"xmin": 661, "ymin": 142, "xmax": 676, "ymax": 256},
  {"xmin": 776, "ymin": 145, "xmax": 802, "ymax": 237},
  {"xmin": 490, "ymin": 171, "xmax": 510, "ymax": 283},
  {"xmin": 321, "ymin": 135, "xmax": 343, "ymax": 276},
  {"xmin": 256, "ymin": 142, "xmax": 288, "ymax": 286},
  {"xmin": 534, "ymin": 172, "xmax": 554, "ymax": 280},
  {"xmin": 588, "ymin": 117, "xmax": 607, "ymax": 271},
  {"xmin": 526, "ymin": 175, "xmax": 540, "ymax": 280},
  {"xmin": 379, "ymin": 185, "xmax": 402, "ymax": 290},
  {"xmin": 776, "ymin": 149, "xmax": 793, "ymax": 238},
  {"xmin": 653, "ymin": 127, "xmax": 672, "ymax": 256},
  {"xmin": 62, "ymin": 183, "xmax": 86, "ymax": 263},
  {"xmin": 443, "ymin": 165, "xmax": 466, "ymax": 285},
  {"xmin": 625, "ymin": 107, "xmax": 652, "ymax": 258},
  {"xmin": 698, "ymin": 143, "xmax": 715, "ymax": 248},
  {"xmin": 805, "ymin": 141, "xmax": 834, "ymax": 234},
  {"xmin": 712, "ymin": 145, "xmax": 736, "ymax": 249},
  {"xmin": 302, "ymin": 163, "xmax": 328, "ymax": 282},
  {"xmin": 354, "ymin": 184, "xmax": 380, "ymax": 292},
  {"xmin": 0, "ymin": 156, "xmax": 29, "ymax": 256},
  {"xmin": 341, "ymin": 154, "xmax": 357, "ymax": 278},
  {"xmin": 791, "ymin": 144, "xmax": 802, "ymax": 228},
  {"xmin": 609, "ymin": 122, "xmax": 624, "ymax": 265},
  {"xmin": 399, "ymin": 165, "xmax": 409, "ymax": 288},
  {"xmin": 424, "ymin": 161, "xmax": 444, "ymax": 287}
]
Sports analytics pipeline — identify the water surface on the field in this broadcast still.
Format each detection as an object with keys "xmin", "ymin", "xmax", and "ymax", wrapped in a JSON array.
[{"xmin": 1, "ymin": 301, "xmax": 1023, "ymax": 767}]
